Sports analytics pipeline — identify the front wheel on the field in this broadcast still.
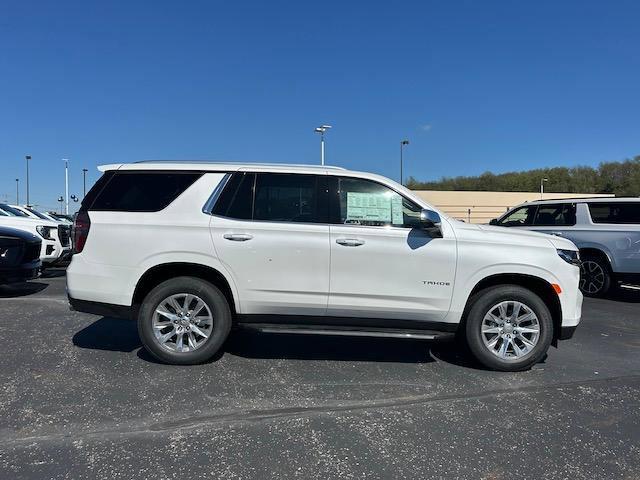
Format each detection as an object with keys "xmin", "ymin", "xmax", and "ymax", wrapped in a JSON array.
[
  {"xmin": 465, "ymin": 285, "xmax": 553, "ymax": 371},
  {"xmin": 138, "ymin": 276, "xmax": 232, "ymax": 365},
  {"xmin": 580, "ymin": 256, "xmax": 611, "ymax": 297}
]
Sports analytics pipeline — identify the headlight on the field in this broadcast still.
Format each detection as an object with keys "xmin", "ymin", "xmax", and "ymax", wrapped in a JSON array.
[
  {"xmin": 557, "ymin": 249, "xmax": 580, "ymax": 266},
  {"xmin": 36, "ymin": 226, "xmax": 54, "ymax": 240}
]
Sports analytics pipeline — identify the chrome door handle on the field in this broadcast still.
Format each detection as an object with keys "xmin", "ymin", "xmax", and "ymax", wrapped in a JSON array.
[
  {"xmin": 223, "ymin": 233, "xmax": 253, "ymax": 242},
  {"xmin": 336, "ymin": 238, "xmax": 365, "ymax": 247},
  {"xmin": 550, "ymin": 232, "xmax": 564, "ymax": 236}
]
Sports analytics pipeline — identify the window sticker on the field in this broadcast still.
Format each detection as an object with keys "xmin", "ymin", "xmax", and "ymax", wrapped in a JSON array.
[{"xmin": 346, "ymin": 192, "xmax": 403, "ymax": 225}]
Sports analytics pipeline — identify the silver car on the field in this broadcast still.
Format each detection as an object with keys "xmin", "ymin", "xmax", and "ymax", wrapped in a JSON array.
[{"xmin": 491, "ymin": 198, "xmax": 640, "ymax": 296}]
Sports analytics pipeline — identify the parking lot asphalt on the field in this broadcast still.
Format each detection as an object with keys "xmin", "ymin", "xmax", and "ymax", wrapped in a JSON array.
[{"xmin": 0, "ymin": 272, "xmax": 639, "ymax": 479}]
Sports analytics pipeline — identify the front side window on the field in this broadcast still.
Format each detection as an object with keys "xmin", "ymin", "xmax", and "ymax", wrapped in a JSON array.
[
  {"xmin": 533, "ymin": 204, "xmax": 576, "ymax": 226},
  {"xmin": 589, "ymin": 202, "xmax": 640, "ymax": 224},
  {"xmin": 497, "ymin": 206, "xmax": 536, "ymax": 226},
  {"xmin": 332, "ymin": 177, "xmax": 422, "ymax": 228}
]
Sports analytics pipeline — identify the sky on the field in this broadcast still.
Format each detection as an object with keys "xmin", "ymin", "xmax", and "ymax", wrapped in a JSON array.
[{"xmin": 1, "ymin": 0, "xmax": 639, "ymax": 211}]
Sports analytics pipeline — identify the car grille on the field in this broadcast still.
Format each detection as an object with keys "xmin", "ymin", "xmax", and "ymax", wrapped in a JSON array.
[
  {"xmin": 58, "ymin": 225, "xmax": 71, "ymax": 247},
  {"xmin": 23, "ymin": 242, "xmax": 42, "ymax": 262}
]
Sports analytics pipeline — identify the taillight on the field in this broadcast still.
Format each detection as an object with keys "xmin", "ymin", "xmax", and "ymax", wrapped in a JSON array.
[{"xmin": 72, "ymin": 211, "xmax": 91, "ymax": 253}]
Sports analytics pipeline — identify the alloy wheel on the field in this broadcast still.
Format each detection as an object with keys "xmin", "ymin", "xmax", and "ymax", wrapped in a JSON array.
[
  {"xmin": 580, "ymin": 260, "xmax": 605, "ymax": 294},
  {"xmin": 481, "ymin": 301, "xmax": 540, "ymax": 360},
  {"xmin": 152, "ymin": 293, "xmax": 214, "ymax": 353}
]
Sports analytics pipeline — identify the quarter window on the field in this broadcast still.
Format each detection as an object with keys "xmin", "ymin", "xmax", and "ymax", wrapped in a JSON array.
[
  {"xmin": 589, "ymin": 202, "xmax": 640, "ymax": 224},
  {"xmin": 89, "ymin": 172, "xmax": 202, "ymax": 212},
  {"xmin": 332, "ymin": 177, "xmax": 422, "ymax": 228}
]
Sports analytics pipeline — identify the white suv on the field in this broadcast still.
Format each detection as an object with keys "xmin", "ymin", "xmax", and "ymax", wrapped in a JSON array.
[{"xmin": 67, "ymin": 162, "xmax": 583, "ymax": 371}]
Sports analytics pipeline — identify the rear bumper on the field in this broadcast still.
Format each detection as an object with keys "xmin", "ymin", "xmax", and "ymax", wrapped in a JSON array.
[
  {"xmin": 68, "ymin": 295, "xmax": 133, "ymax": 320},
  {"xmin": 559, "ymin": 325, "xmax": 577, "ymax": 340}
]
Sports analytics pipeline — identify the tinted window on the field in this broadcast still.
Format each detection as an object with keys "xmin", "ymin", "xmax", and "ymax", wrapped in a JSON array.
[
  {"xmin": 533, "ymin": 204, "xmax": 576, "ymax": 226},
  {"xmin": 89, "ymin": 172, "xmax": 202, "ymax": 212},
  {"xmin": 254, "ymin": 174, "xmax": 319, "ymax": 223},
  {"xmin": 589, "ymin": 202, "xmax": 640, "ymax": 224},
  {"xmin": 80, "ymin": 171, "xmax": 115, "ymax": 212},
  {"xmin": 212, "ymin": 172, "xmax": 254, "ymax": 220},
  {"xmin": 331, "ymin": 177, "xmax": 422, "ymax": 228},
  {"xmin": 0, "ymin": 204, "xmax": 28, "ymax": 217},
  {"xmin": 498, "ymin": 206, "xmax": 536, "ymax": 226}
]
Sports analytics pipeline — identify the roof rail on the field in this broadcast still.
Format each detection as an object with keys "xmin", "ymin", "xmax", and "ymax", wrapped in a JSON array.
[{"xmin": 132, "ymin": 160, "xmax": 346, "ymax": 170}]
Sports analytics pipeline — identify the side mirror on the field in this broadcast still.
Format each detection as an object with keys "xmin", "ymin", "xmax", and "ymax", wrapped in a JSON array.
[
  {"xmin": 420, "ymin": 209, "xmax": 441, "ymax": 228},
  {"xmin": 489, "ymin": 218, "xmax": 498, "ymax": 226}
]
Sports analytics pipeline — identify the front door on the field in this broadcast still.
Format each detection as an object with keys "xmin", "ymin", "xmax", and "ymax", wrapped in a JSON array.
[
  {"xmin": 210, "ymin": 172, "xmax": 330, "ymax": 316},
  {"xmin": 327, "ymin": 176, "xmax": 457, "ymax": 323}
]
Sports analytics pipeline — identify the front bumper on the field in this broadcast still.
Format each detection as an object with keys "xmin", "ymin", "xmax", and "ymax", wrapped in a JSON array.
[{"xmin": 0, "ymin": 260, "xmax": 41, "ymax": 284}]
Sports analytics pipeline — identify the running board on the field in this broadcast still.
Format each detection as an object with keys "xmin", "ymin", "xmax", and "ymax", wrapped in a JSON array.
[{"xmin": 238, "ymin": 323, "xmax": 454, "ymax": 340}]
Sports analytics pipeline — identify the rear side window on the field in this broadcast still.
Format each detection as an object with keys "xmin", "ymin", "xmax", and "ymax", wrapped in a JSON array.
[
  {"xmin": 532, "ymin": 204, "xmax": 576, "ymax": 226},
  {"xmin": 589, "ymin": 202, "xmax": 640, "ymax": 224},
  {"xmin": 212, "ymin": 172, "xmax": 326, "ymax": 223},
  {"xmin": 212, "ymin": 172, "xmax": 255, "ymax": 220},
  {"xmin": 88, "ymin": 172, "xmax": 202, "ymax": 212},
  {"xmin": 254, "ymin": 174, "xmax": 319, "ymax": 223}
]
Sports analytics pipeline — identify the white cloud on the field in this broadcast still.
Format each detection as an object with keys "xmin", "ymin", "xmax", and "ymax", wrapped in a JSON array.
[{"xmin": 420, "ymin": 123, "xmax": 432, "ymax": 132}]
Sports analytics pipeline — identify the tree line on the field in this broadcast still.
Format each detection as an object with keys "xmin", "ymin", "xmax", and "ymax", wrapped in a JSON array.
[{"xmin": 406, "ymin": 155, "xmax": 640, "ymax": 197}]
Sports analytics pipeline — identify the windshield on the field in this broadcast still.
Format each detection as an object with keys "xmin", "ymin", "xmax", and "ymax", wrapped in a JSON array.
[
  {"xmin": 0, "ymin": 204, "xmax": 29, "ymax": 217},
  {"xmin": 25, "ymin": 207, "xmax": 52, "ymax": 220}
]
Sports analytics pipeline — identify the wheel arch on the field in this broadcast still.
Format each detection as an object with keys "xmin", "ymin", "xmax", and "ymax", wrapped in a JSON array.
[
  {"xmin": 461, "ymin": 273, "xmax": 563, "ymax": 344},
  {"xmin": 132, "ymin": 262, "xmax": 238, "ymax": 318},
  {"xmin": 579, "ymin": 246, "xmax": 613, "ymax": 270}
]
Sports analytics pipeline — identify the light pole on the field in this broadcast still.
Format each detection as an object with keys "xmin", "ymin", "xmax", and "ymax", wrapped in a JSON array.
[
  {"xmin": 82, "ymin": 168, "xmax": 88, "ymax": 197},
  {"xmin": 314, "ymin": 125, "xmax": 332, "ymax": 165},
  {"xmin": 25, "ymin": 155, "xmax": 31, "ymax": 206},
  {"xmin": 400, "ymin": 140, "xmax": 409, "ymax": 186},
  {"xmin": 15, "ymin": 179, "xmax": 19, "ymax": 204},
  {"xmin": 57, "ymin": 196, "xmax": 64, "ymax": 214},
  {"xmin": 63, "ymin": 158, "xmax": 69, "ymax": 215},
  {"xmin": 540, "ymin": 177, "xmax": 548, "ymax": 199}
]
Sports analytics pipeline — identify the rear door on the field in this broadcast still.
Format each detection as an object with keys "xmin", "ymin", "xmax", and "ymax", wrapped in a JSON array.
[
  {"xmin": 326, "ymin": 176, "xmax": 456, "ymax": 322},
  {"xmin": 210, "ymin": 172, "xmax": 331, "ymax": 316}
]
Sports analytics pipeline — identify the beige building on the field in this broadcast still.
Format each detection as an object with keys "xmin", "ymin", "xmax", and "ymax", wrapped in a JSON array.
[{"xmin": 412, "ymin": 190, "xmax": 614, "ymax": 224}]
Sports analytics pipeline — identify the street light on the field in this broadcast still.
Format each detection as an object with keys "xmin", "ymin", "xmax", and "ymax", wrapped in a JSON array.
[
  {"xmin": 540, "ymin": 177, "xmax": 548, "ymax": 199},
  {"xmin": 314, "ymin": 125, "xmax": 332, "ymax": 166},
  {"xmin": 25, "ymin": 155, "xmax": 31, "ymax": 206},
  {"xmin": 400, "ymin": 140, "xmax": 410, "ymax": 186},
  {"xmin": 82, "ymin": 168, "xmax": 88, "ymax": 197},
  {"xmin": 15, "ymin": 179, "xmax": 19, "ymax": 204},
  {"xmin": 63, "ymin": 158, "xmax": 69, "ymax": 215},
  {"xmin": 57, "ymin": 196, "xmax": 64, "ymax": 214}
]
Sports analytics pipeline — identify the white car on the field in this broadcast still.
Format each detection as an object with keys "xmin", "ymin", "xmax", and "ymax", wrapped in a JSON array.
[
  {"xmin": 0, "ymin": 203, "xmax": 71, "ymax": 266},
  {"xmin": 67, "ymin": 162, "xmax": 583, "ymax": 371}
]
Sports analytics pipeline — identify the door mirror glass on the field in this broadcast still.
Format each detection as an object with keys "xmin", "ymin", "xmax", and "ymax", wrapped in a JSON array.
[{"xmin": 420, "ymin": 209, "xmax": 441, "ymax": 227}]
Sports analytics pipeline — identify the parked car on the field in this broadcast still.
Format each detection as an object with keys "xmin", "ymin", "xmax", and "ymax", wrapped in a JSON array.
[
  {"xmin": 10, "ymin": 205, "xmax": 73, "ymax": 250},
  {"xmin": 67, "ymin": 162, "xmax": 583, "ymax": 371},
  {"xmin": 490, "ymin": 198, "xmax": 640, "ymax": 296},
  {"xmin": 0, "ymin": 226, "xmax": 41, "ymax": 284},
  {"xmin": 0, "ymin": 203, "xmax": 72, "ymax": 267}
]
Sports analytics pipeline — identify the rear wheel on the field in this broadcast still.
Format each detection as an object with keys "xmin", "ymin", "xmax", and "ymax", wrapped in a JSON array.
[
  {"xmin": 465, "ymin": 285, "xmax": 553, "ymax": 371},
  {"xmin": 138, "ymin": 276, "xmax": 232, "ymax": 365},
  {"xmin": 580, "ymin": 256, "xmax": 611, "ymax": 297}
]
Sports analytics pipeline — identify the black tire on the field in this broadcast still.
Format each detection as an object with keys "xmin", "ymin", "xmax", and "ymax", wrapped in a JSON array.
[
  {"xmin": 580, "ymin": 255, "xmax": 611, "ymax": 297},
  {"xmin": 137, "ymin": 276, "xmax": 232, "ymax": 365},
  {"xmin": 465, "ymin": 285, "xmax": 553, "ymax": 372}
]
